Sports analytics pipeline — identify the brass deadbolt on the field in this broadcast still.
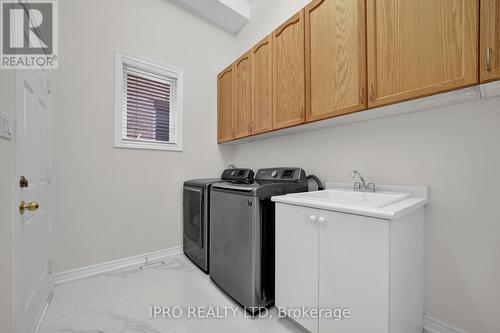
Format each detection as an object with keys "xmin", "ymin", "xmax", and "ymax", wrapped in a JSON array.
[{"xmin": 20, "ymin": 176, "xmax": 28, "ymax": 188}]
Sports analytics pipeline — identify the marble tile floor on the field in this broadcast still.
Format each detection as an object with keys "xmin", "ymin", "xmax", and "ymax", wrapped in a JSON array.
[{"xmin": 39, "ymin": 255, "xmax": 304, "ymax": 333}]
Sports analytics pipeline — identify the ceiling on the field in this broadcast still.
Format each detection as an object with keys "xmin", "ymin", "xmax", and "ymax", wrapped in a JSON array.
[{"xmin": 169, "ymin": 0, "xmax": 251, "ymax": 35}]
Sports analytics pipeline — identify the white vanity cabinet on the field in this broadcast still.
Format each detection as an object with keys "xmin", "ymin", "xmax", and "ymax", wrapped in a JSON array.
[{"xmin": 275, "ymin": 198, "xmax": 425, "ymax": 333}]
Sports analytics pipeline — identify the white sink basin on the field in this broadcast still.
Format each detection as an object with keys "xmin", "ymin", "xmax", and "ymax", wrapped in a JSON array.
[{"xmin": 290, "ymin": 189, "xmax": 411, "ymax": 208}]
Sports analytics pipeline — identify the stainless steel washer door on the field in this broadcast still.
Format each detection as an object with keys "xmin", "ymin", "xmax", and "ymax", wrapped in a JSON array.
[{"xmin": 210, "ymin": 189, "xmax": 257, "ymax": 308}]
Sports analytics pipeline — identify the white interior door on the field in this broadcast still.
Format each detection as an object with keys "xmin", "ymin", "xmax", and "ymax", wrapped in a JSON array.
[{"xmin": 13, "ymin": 69, "xmax": 53, "ymax": 333}]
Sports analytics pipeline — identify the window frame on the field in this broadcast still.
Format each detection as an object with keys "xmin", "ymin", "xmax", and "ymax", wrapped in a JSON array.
[{"xmin": 114, "ymin": 50, "xmax": 184, "ymax": 151}]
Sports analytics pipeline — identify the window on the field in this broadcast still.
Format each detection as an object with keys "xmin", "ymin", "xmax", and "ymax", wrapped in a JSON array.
[{"xmin": 114, "ymin": 51, "xmax": 183, "ymax": 151}]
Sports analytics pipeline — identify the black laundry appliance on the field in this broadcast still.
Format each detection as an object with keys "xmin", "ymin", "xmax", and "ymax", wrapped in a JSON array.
[
  {"xmin": 183, "ymin": 168, "xmax": 254, "ymax": 273},
  {"xmin": 209, "ymin": 168, "xmax": 308, "ymax": 313}
]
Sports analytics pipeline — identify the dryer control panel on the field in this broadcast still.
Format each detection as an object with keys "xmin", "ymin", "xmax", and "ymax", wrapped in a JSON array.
[
  {"xmin": 221, "ymin": 168, "xmax": 254, "ymax": 183},
  {"xmin": 255, "ymin": 168, "xmax": 306, "ymax": 183}
]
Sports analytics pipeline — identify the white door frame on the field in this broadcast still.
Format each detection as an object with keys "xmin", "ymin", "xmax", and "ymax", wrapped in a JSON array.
[{"xmin": 11, "ymin": 68, "xmax": 54, "ymax": 333}]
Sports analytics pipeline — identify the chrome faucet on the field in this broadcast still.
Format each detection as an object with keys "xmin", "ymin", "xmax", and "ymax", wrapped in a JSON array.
[{"xmin": 351, "ymin": 170, "xmax": 375, "ymax": 192}]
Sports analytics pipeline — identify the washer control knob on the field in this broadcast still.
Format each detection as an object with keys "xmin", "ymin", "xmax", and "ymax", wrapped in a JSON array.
[{"xmin": 271, "ymin": 170, "xmax": 278, "ymax": 178}]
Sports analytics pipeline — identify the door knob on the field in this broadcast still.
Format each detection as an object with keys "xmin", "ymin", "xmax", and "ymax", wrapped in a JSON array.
[{"xmin": 19, "ymin": 201, "xmax": 39, "ymax": 214}]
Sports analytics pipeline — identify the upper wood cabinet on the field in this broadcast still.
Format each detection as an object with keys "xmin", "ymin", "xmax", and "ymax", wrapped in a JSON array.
[
  {"xmin": 480, "ymin": 0, "xmax": 500, "ymax": 82},
  {"xmin": 367, "ymin": 0, "xmax": 478, "ymax": 108},
  {"xmin": 305, "ymin": 0, "xmax": 367, "ymax": 122},
  {"xmin": 234, "ymin": 52, "xmax": 252, "ymax": 139},
  {"xmin": 251, "ymin": 35, "xmax": 273, "ymax": 135},
  {"xmin": 273, "ymin": 11, "xmax": 306, "ymax": 130},
  {"xmin": 218, "ymin": 0, "xmax": 488, "ymax": 143},
  {"xmin": 217, "ymin": 65, "xmax": 234, "ymax": 143}
]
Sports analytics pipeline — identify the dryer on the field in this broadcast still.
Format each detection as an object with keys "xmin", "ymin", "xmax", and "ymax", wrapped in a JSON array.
[{"xmin": 183, "ymin": 168, "xmax": 254, "ymax": 273}]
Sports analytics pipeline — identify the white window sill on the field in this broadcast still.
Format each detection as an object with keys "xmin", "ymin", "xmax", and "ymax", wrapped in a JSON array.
[{"xmin": 114, "ymin": 140, "xmax": 183, "ymax": 152}]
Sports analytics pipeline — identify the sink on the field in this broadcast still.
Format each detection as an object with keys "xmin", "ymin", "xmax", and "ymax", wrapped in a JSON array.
[{"xmin": 289, "ymin": 189, "xmax": 411, "ymax": 208}]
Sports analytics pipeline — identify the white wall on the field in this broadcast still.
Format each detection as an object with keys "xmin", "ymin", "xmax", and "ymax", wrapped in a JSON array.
[
  {"xmin": 52, "ymin": 0, "xmax": 236, "ymax": 272},
  {"xmin": 0, "ymin": 71, "xmax": 12, "ymax": 333},
  {"xmin": 231, "ymin": 1, "xmax": 500, "ymax": 332}
]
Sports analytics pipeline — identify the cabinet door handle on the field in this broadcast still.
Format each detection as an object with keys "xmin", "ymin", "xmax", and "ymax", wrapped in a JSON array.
[
  {"xmin": 360, "ymin": 87, "xmax": 365, "ymax": 105},
  {"xmin": 310, "ymin": 215, "xmax": 317, "ymax": 222},
  {"xmin": 370, "ymin": 84, "xmax": 375, "ymax": 102},
  {"xmin": 318, "ymin": 217, "xmax": 325, "ymax": 224},
  {"xmin": 486, "ymin": 47, "xmax": 492, "ymax": 72}
]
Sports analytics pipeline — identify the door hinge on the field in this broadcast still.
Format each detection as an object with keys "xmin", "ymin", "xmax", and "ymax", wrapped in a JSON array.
[
  {"xmin": 47, "ymin": 169, "xmax": 53, "ymax": 184},
  {"xmin": 45, "ymin": 78, "xmax": 51, "ymax": 94},
  {"xmin": 47, "ymin": 260, "xmax": 53, "ymax": 275}
]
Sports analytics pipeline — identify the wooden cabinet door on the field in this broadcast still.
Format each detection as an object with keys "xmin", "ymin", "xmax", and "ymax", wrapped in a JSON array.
[
  {"xmin": 273, "ymin": 11, "xmax": 306, "ymax": 129},
  {"xmin": 275, "ymin": 204, "xmax": 319, "ymax": 333},
  {"xmin": 318, "ymin": 210, "xmax": 390, "ymax": 333},
  {"xmin": 480, "ymin": 0, "xmax": 500, "ymax": 82},
  {"xmin": 217, "ymin": 65, "xmax": 234, "ymax": 143},
  {"xmin": 251, "ymin": 35, "xmax": 273, "ymax": 135},
  {"xmin": 367, "ymin": 0, "xmax": 478, "ymax": 108},
  {"xmin": 234, "ymin": 52, "xmax": 252, "ymax": 138},
  {"xmin": 305, "ymin": 0, "xmax": 367, "ymax": 122}
]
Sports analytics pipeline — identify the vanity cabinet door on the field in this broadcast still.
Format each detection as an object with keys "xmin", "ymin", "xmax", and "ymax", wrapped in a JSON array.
[
  {"xmin": 217, "ymin": 65, "xmax": 234, "ymax": 143},
  {"xmin": 480, "ymin": 0, "xmax": 500, "ymax": 82},
  {"xmin": 318, "ymin": 211, "xmax": 390, "ymax": 333},
  {"xmin": 275, "ymin": 204, "xmax": 319, "ymax": 333},
  {"xmin": 234, "ymin": 52, "xmax": 252, "ymax": 139},
  {"xmin": 305, "ymin": 0, "xmax": 367, "ymax": 122},
  {"xmin": 367, "ymin": 0, "xmax": 478, "ymax": 108},
  {"xmin": 273, "ymin": 11, "xmax": 306, "ymax": 130}
]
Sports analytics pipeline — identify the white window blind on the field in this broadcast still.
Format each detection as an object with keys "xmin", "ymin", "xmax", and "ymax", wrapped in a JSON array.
[{"xmin": 115, "ymin": 51, "xmax": 183, "ymax": 151}]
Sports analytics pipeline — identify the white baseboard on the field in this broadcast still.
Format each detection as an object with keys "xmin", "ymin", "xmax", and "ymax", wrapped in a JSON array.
[
  {"xmin": 424, "ymin": 315, "xmax": 470, "ymax": 333},
  {"xmin": 53, "ymin": 246, "xmax": 183, "ymax": 285}
]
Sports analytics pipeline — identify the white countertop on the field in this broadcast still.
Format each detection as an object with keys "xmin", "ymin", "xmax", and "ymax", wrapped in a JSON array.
[{"xmin": 272, "ymin": 182, "xmax": 429, "ymax": 221}]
